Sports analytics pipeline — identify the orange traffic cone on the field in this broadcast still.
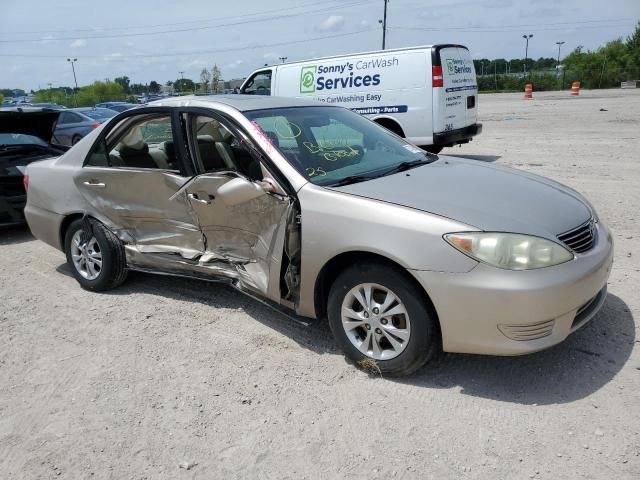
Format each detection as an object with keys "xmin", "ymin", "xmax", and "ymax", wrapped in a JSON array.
[
  {"xmin": 524, "ymin": 82, "xmax": 533, "ymax": 100},
  {"xmin": 571, "ymin": 81, "xmax": 581, "ymax": 96}
]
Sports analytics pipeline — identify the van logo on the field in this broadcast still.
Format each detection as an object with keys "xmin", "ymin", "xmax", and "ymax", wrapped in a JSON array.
[
  {"xmin": 446, "ymin": 59, "xmax": 455, "ymax": 75},
  {"xmin": 300, "ymin": 66, "xmax": 316, "ymax": 94}
]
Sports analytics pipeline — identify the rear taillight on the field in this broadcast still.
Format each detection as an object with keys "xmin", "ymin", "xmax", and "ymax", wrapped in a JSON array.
[
  {"xmin": 432, "ymin": 65, "xmax": 443, "ymax": 88},
  {"xmin": 92, "ymin": 122, "xmax": 100, "ymax": 129},
  {"xmin": 23, "ymin": 174, "xmax": 29, "ymax": 191}
]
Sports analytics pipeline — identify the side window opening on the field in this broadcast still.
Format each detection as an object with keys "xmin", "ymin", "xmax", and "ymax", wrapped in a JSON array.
[
  {"xmin": 189, "ymin": 115, "xmax": 264, "ymax": 181},
  {"xmin": 86, "ymin": 114, "xmax": 180, "ymax": 172},
  {"xmin": 240, "ymin": 71, "xmax": 272, "ymax": 95}
]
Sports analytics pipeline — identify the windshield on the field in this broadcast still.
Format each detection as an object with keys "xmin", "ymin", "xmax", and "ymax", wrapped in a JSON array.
[
  {"xmin": 244, "ymin": 106, "xmax": 431, "ymax": 186},
  {"xmin": 82, "ymin": 108, "xmax": 117, "ymax": 120},
  {"xmin": 0, "ymin": 133, "xmax": 48, "ymax": 146}
]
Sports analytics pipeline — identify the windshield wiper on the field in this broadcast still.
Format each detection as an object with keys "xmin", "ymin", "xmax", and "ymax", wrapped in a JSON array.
[
  {"xmin": 381, "ymin": 157, "xmax": 435, "ymax": 177},
  {"xmin": 329, "ymin": 175, "xmax": 376, "ymax": 187}
]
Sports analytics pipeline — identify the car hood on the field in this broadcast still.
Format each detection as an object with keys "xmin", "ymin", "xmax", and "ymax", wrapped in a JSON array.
[
  {"xmin": 0, "ymin": 110, "xmax": 61, "ymax": 143},
  {"xmin": 331, "ymin": 156, "xmax": 592, "ymax": 238}
]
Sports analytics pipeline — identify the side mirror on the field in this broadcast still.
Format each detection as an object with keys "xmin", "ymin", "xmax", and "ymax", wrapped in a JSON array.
[{"xmin": 217, "ymin": 177, "xmax": 268, "ymax": 206}]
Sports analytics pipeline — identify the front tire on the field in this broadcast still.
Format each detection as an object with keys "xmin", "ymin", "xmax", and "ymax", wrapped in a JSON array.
[
  {"xmin": 327, "ymin": 262, "xmax": 440, "ymax": 376},
  {"xmin": 64, "ymin": 218, "xmax": 128, "ymax": 291}
]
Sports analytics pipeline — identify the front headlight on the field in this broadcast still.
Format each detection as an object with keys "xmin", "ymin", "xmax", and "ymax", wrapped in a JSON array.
[{"xmin": 444, "ymin": 232, "xmax": 574, "ymax": 270}]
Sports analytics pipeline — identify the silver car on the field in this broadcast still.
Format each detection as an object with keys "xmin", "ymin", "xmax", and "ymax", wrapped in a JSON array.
[{"xmin": 24, "ymin": 96, "xmax": 613, "ymax": 376}]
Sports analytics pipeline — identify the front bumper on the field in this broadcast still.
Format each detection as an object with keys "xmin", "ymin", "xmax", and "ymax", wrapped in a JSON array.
[
  {"xmin": 410, "ymin": 221, "xmax": 614, "ymax": 355},
  {"xmin": 433, "ymin": 123, "xmax": 482, "ymax": 147}
]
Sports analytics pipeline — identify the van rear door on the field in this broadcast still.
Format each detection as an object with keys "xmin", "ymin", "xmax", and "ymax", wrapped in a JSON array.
[{"xmin": 432, "ymin": 46, "xmax": 477, "ymax": 134}]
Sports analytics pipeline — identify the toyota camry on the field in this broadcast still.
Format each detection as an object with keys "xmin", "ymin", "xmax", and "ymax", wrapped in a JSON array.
[{"xmin": 24, "ymin": 95, "xmax": 613, "ymax": 376}]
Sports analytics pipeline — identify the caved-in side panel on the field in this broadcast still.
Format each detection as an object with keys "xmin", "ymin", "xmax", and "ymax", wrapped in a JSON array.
[
  {"xmin": 185, "ymin": 174, "xmax": 291, "ymax": 295},
  {"xmin": 73, "ymin": 167, "xmax": 206, "ymax": 259}
]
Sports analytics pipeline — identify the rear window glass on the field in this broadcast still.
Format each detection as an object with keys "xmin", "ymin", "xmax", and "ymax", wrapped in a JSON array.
[{"xmin": 0, "ymin": 133, "xmax": 47, "ymax": 146}]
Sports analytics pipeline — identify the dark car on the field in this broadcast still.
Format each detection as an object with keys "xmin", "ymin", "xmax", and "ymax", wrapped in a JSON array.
[
  {"xmin": 0, "ymin": 108, "xmax": 67, "ymax": 227},
  {"xmin": 31, "ymin": 103, "xmax": 67, "ymax": 110},
  {"xmin": 95, "ymin": 101, "xmax": 126, "ymax": 108},
  {"xmin": 52, "ymin": 107, "xmax": 117, "ymax": 146},
  {"xmin": 107, "ymin": 103, "xmax": 138, "ymax": 112}
]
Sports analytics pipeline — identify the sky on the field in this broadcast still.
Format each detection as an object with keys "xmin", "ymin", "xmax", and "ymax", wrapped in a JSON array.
[{"xmin": 1, "ymin": 0, "xmax": 638, "ymax": 91}]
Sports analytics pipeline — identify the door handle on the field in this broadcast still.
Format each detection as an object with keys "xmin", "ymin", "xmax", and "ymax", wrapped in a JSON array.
[
  {"xmin": 83, "ymin": 180, "xmax": 106, "ymax": 188},
  {"xmin": 188, "ymin": 193, "xmax": 213, "ymax": 205}
]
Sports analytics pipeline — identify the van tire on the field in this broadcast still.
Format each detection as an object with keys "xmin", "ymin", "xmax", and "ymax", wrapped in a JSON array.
[{"xmin": 422, "ymin": 145, "xmax": 443, "ymax": 154}]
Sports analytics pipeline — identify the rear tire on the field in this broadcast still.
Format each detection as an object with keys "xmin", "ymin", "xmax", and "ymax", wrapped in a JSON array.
[
  {"xmin": 327, "ymin": 261, "xmax": 440, "ymax": 376},
  {"xmin": 64, "ymin": 218, "xmax": 128, "ymax": 291},
  {"xmin": 72, "ymin": 135, "xmax": 81, "ymax": 146}
]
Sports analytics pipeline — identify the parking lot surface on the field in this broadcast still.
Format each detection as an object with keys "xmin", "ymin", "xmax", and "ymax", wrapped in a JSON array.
[{"xmin": 1, "ymin": 88, "xmax": 639, "ymax": 479}]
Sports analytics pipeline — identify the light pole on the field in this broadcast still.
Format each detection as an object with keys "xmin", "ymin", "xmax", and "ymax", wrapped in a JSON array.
[
  {"xmin": 378, "ymin": 0, "xmax": 389, "ymax": 50},
  {"xmin": 67, "ymin": 58, "xmax": 78, "ymax": 89},
  {"xmin": 522, "ymin": 34, "xmax": 533, "ymax": 76},
  {"xmin": 279, "ymin": 56, "xmax": 287, "ymax": 63},
  {"xmin": 555, "ymin": 41, "xmax": 565, "ymax": 74}
]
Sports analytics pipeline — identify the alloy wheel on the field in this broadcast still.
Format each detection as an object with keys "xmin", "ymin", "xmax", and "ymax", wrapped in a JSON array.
[
  {"xmin": 70, "ymin": 230, "xmax": 102, "ymax": 280},
  {"xmin": 341, "ymin": 282, "xmax": 411, "ymax": 360}
]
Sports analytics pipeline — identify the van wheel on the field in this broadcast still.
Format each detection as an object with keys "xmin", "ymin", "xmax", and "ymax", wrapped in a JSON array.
[
  {"xmin": 64, "ymin": 218, "xmax": 128, "ymax": 291},
  {"xmin": 327, "ymin": 262, "xmax": 440, "ymax": 376},
  {"xmin": 422, "ymin": 145, "xmax": 443, "ymax": 154}
]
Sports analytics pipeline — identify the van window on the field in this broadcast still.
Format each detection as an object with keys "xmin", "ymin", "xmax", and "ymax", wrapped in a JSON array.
[{"xmin": 241, "ymin": 70, "xmax": 272, "ymax": 95}]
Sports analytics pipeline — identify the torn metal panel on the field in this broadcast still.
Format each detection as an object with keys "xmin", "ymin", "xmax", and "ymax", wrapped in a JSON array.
[
  {"xmin": 73, "ymin": 167, "xmax": 206, "ymax": 259},
  {"xmin": 185, "ymin": 173, "xmax": 292, "ymax": 296}
]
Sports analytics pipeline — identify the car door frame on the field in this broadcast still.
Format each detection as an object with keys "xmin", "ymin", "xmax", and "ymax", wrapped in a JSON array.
[
  {"xmin": 76, "ymin": 106, "xmax": 207, "ymax": 271},
  {"xmin": 177, "ymin": 105, "xmax": 297, "ymax": 300}
]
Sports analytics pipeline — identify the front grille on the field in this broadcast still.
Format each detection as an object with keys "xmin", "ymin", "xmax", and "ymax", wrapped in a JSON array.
[
  {"xmin": 557, "ymin": 219, "xmax": 596, "ymax": 254},
  {"xmin": 498, "ymin": 318, "xmax": 555, "ymax": 341},
  {"xmin": 0, "ymin": 176, "xmax": 25, "ymax": 198}
]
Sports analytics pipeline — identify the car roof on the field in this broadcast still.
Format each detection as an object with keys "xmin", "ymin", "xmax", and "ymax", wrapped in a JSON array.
[
  {"xmin": 148, "ymin": 94, "xmax": 322, "ymax": 112},
  {"xmin": 72, "ymin": 107, "xmax": 113, "ymax": 111}
]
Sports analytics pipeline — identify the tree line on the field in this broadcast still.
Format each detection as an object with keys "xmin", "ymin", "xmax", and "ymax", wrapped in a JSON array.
[{"xmin": 475, "ymin": 22, "xmax": 640, "ymax": 92}]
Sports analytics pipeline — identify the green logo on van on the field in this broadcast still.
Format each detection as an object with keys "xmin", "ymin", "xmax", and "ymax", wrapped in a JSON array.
[
  {"xmin": 300, "ymin": 66, "xmax": 316, "ymax": 94},
  {"xmin": 446, "ymin": 59, "xmax": 454, "ymax": 75}
]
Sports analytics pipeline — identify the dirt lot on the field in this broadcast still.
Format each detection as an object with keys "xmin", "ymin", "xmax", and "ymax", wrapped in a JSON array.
[{"xmin": 1, "ymin": 88, "xmax": 639, "ymax": 479}]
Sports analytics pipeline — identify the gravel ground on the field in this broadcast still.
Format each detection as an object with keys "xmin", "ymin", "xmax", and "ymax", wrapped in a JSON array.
[{"xmin": 1, "ymin": 88, "xmax": 639, "ymax": 479}]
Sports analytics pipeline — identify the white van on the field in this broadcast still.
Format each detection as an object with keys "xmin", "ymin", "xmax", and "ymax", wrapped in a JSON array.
[{"xmin": 240, "ymin": 44, "xmax": 482, "ymax": 153}]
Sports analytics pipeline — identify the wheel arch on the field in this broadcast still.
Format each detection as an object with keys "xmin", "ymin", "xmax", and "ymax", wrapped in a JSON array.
[
  {"xmin": 59, "ymin": 212, "xmax": 107, "ymax": 248},
  {"xmin": 313, "ymin": 251, "xmax": 440, "ymax": 331},
  {"xmin": 373, "ymin": 116, "xmax": 406, "ymax": 138}
]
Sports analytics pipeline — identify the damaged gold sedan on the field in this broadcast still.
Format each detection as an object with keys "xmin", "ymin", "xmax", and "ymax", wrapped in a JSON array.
[{"xmin": 24, "ymin": 96, "xmax": 612, "ymax": 376}]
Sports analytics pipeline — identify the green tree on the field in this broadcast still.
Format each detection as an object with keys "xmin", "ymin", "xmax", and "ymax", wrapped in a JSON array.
[
  {"xmin": 199, "ymin": 68, "xmax": 211, "ymax": 94},
  {"xmin": 210, "ymin": 64, "xmax": 222, "ymax": 93},
  {"xmin": 114, "ymin": 76, "xmax": 131, "ymax": 94},
  {"xmin": 149, "ymin": 81, "xmax": 161, "ymax": 93},
  {"xmin": 174, "ymin": 78, "xmax": 195, "ymax": 92}
]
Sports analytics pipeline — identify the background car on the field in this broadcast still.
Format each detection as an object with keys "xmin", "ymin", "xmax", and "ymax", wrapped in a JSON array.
[
  {"xmin": 52, "ymin": 107, "xmax": 117, "ymax": 146},
  {"xmin": 106, "ymin": 103, "xmax": 139, "ymax": 112},
  {"xmin": 95, "ymin": 101, "xmax": 126, "ymax": 109},
  {"xmin": 31, "ymin": 103, "xmax": 67, "ymax": 109},
  {"xmin": 0, "ymin": 108, "xmax": 67, "ymax": 227}
]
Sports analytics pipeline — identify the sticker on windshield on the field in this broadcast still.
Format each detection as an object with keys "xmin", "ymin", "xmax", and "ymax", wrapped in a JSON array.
[{"xmin": 403, "ymin": 144, "xmax": 424, "ymax": 154}]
